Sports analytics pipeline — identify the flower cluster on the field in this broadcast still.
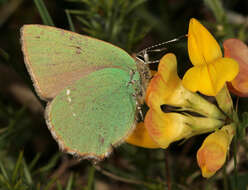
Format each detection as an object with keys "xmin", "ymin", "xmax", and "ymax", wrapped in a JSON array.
[{"xmin": 126, "ymin": 18, "xmax": 244, "ymax": 178}]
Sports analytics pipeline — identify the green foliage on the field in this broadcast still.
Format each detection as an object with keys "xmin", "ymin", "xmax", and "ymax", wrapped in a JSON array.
[
  {"xmin": 0, "ymin": 151, "xmax": 77, "ymax": 190},
  {"xmin": 65, "ymin": 0, "xmax": 151, "ymax": 51},
  {"xmin": 33, "ymin": 0, "xmax": 54, "ymax": 26},
  {"xmin": 0, "ymin": 0, "xmax": 8, "ymax": 5},
  {"xmin": 204, "ymin": 0, "xmax": 226, "ymax": 23},
  {"xmin": 230, "ymin": 173, "xmax": 248, "ymax": 190},
  {"xmin": 238, "ymin": 112, "xmax": 248, "ymax": 139},
  {"xmin": 0, "ymin": 103, "xmax": 30, "ymax": 150}
]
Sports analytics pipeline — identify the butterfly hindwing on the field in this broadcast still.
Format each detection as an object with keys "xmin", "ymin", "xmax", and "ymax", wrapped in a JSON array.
[
  {"xmin": 21, "ymin": 25, "xmax": 137, "ymax": 100},
  {"xmin": 45, "ymin": 68, "xmax": 137, "ymax": 160}
]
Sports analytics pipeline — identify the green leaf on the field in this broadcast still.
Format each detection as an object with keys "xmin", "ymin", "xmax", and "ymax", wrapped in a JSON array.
[
  {"xmin": 0, "ymin": 162, "xmax": 9, "ymax": 181},
  {"xmin": 86, "ymin": 166, "xmax": 95, "ymax": 190},
  {"xmin": 238, "ymin": 112, "xmax": 248, "ymax": 138},
  {"xmin": 22, "ymin": 159, "xmax": 33, "ymax": 185},
  {"xmin": 33, "ymin": 0, "xmax": 54, "ymax": 26},
  {"xmin": 28, "ymin": 153, "xmax": 41, "ymax": 171},
  {"xmin": 65, "ymin": 173, "xmax": 74, "ymax": 190},
  {"xmin": 12, "ymin": 151, "xmax": 24, "ymax": 183},
  {"xmin": 65, "ymin": 10, "xmax": 76, "ymax": 32},
  {"xmin": 204, "ymin": 0, "xmax": 226, "ymax": 23},
  {"xmin": 126, "ymin": 0, "xmax": 147, "ymax": 14},
  {"xmin": 34, "ymin": 153, "xmax": 61, "ymax": 174}
]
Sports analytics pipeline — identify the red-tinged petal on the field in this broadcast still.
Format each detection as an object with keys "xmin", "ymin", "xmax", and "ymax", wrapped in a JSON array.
[
  {"xmin": 144, "ymin": 109, "xmax": 192, "ymax": 149},
  {"xmin": 125, "ymin": 122, "xmax": 160, "ymax": 149},
  {"xmin": 188, "ymin": 18, "xmax": 222, "ymax": 66},
  {"xmin": 197, "ymin": 142, "xmax": 225, "ymax": 178},
  {"xmin": 197, "ymin": 125, "xmax": 234, "ymax": 178},
  {"xmin": 145, "ymin": 53, "xmax": 181, "ymax": 110},
  {"xmin": 146, "ymin": 74, "xmax": 168, "ymax": 112},
  {"xmin": 224, "ymin": 38, "xmax": 248, "ymax": 97}
]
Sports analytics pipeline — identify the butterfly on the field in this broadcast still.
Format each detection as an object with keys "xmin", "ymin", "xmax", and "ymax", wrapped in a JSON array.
[{"xmin": 21, "ymin": 25, "xmax": 151, "ymax": 161}]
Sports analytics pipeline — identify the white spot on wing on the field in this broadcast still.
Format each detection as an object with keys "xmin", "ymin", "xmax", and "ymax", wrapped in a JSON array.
[
  {"xmin": 66, "ymin": 88, "xmax": 77, "ymax": 118},
  {"xmin": 66, "ymin": 89, "xmax": 72, "ymax": 103}
]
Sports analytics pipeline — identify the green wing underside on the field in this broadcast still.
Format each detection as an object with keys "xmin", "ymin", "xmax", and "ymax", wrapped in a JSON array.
[
  {"xmin": 21, "ymin": 25, "xmax": 137, "ymax": 100},
  {"xmin": 45, "ymin": 68, "xmax": 137, "ymax": 159}
]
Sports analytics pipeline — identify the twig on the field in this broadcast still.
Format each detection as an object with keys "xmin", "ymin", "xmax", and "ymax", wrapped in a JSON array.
[
  {"xmin": 51, "ymin": 156, "xmax": 80, "ymax": 178},
  {"xmin": 223, "ymin": 162, "xmax": 228, "ymax": 190},
  {"xmin": 94, "ymin": 165, "xmax": 147, "ymax": 186},
  {"xmin": 186, "ymin": 171, "xmax": 201, "ymax": 185}
]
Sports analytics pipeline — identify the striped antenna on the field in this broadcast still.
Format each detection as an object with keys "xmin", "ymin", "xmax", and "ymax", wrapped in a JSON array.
[{"xmin": 136, "ymin": 34, "xmax": 187, "ymax": 64}]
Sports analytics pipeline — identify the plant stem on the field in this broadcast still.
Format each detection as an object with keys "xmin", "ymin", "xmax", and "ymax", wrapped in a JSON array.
[{"xmin": 164, "ymin": 150, "xmax": 171, "ymax": 190}]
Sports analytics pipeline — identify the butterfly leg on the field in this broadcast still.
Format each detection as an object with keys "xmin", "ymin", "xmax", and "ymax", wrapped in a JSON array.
[
  {"xmin": 127, "ymin": 69, "xmax": 138, "ymax": 86},
  {"xmin": 131, "ymin": 92, "xmax": 144, "ymax": 121},
  {"xmin": 136, "ymin": 103, "xmax": 144, "ymax": 121}
]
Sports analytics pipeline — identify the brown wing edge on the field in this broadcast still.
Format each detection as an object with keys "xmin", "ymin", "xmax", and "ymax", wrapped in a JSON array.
[
  {"xmin": 20, "ymin": 25, "xmax": 51, "ymax": 101},
  {"xmin": 44, "ymin": 101, "xmax": 138, "ymax": 162}
]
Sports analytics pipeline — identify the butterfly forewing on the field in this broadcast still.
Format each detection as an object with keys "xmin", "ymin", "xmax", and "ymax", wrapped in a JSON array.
[{"xmin": 21, "ymin": 25, "xmax": 137, "ymax": 100}]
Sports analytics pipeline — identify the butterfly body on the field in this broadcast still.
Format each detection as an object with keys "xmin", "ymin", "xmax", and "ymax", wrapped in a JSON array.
[{"xmin": 21, "ymin": 25, "xmax": 147, "ymax": 160}]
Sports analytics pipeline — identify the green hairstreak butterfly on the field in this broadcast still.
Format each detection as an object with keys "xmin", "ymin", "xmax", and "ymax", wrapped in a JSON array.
[{"xmin": 20, "ymin": 25, "xmax": 150, "ymax": 161}]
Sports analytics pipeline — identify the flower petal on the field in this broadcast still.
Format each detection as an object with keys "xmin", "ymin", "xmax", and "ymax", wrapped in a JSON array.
[
  {"xmin": 197, "ymin": 125, "xmax": 234, "ymax": 178},
  {"xmin": 224, "ymin": 38, "xmax": 248, "ymax": 97},
  {"xmin": 182, "ymin": 64, "xmax": 215, "ymax": 95},
  {"xmin": 146, "ymin": 74, "xmax": 168, "ymax": 112},
  {"xmin": 208, "ymin": 58, "xmax": 239, "ymax": 95},
  {"xmin": 157, "ymin": 53, "xmax": 181, "ymax": 83},
  {"xmin": 183, "ymin": 57, "xmax": 239, "ymax": 96},
  {"xmin": 146, "ymin": 53, "xmax": 181, "ymax": 110},
  {"xmin": 125, "ymin": 122, "xmax": 160, "ymax": 148},
  {"xmin": 144, "ymin": 109, "xmax": 192, "ymax": 149},
  {"xmin": 144, "ymin": 109, "xmax": 224, "ymax": 149},
  {"xmin": 148, "ymin": 53, "xmax": 225, "ymax": 118},
  {"xmin": 188, "ymin": 18, "xmax": 222, "ymax": 66},
  {"xmin": 197, "ymin": 142, "xmax": 226, "ymax": 178}
]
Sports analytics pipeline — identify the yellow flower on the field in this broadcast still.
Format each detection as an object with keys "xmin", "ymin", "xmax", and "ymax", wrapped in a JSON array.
[
  {"xmin": 224, "ymin": 38, "xmax": 248, "ymax": 97},
  {"xmin": 182, "ymin": 18, "xmax": 239, "ymax": 96},
  {"xmin": 146, "ymin": 53, "xmax": 224, "ymax": 119},
  {"xmin": 125, "ymin": 122, "xmax": 160, "ymax": 148},
  {"xmin": 126, "ymin": 53, "xmax": 225, "ymax": 149},
  {"xmin": 197, "ymin": 124, "xmax": 234, "ymax": 178}
]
